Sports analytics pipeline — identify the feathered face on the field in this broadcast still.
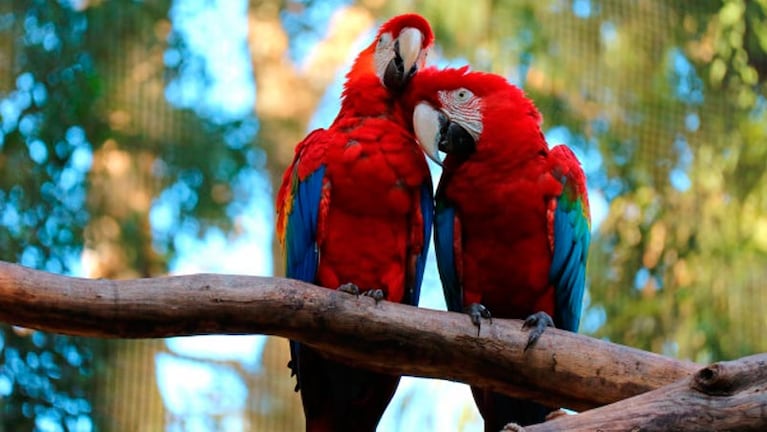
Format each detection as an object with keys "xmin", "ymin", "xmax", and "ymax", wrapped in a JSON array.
[
  {"xmin": 369, "ymin": 14, "xmax": 434, "ymax": 91},
  {"xmin": 410, "ymin": 67, "xmax": 542, "ymax": 165}
]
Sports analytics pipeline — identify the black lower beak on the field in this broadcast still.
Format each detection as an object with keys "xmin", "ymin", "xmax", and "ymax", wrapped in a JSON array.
[
  {"xmin": 383, "ymin": 41, "xmax": 416, "ymax": 92},
  {"xmin": 439, "ymin": 118, "xmax": 476, "ymax": 158}
]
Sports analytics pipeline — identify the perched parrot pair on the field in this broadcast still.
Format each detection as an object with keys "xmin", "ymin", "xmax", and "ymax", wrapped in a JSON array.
[{"xmin": 275, "ymin": 13, "xmax": 590, "ymax": 432}]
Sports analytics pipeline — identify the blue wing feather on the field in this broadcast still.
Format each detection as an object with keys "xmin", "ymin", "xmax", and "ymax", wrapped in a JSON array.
[
  {"xmin": 549, "ymin": 176, "xmax": 590, "ymax": 333},
  {"xmin": 434, "ymin": 198, "xmax": 463, "ymax": 313},
  {"xmin": 285, "ymin": 165, "xmax": 326, "ymax": 283},
  {"xmin": 284, "ymin": 162, "xmax": 326, "ymax": 391},
  {"xmin": 406, "ymin": 179, "xmax": 434, "ymax": 306}
]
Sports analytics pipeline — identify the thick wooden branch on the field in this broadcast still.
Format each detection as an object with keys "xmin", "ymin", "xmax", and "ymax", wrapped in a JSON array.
[
  {"xmin": 520, "ymin": 353, "xmax": 767, "ymax": 431},
  {"xmin": 0, "ymin": 261, "xmax": 698, "ymax": 411}
]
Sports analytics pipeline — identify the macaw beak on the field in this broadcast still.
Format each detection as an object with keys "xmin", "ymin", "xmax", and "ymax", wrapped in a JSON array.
[
  {"xmin": 413, "ymin": 102, "xmax": 476, "ymax": 166},
  {"xmin": 413, "ymin": 102, "xmax": 445, "ymax": 165},
  {"xmin": 383, "ymin": 27, "xmax": 424, "ymax": 91}
]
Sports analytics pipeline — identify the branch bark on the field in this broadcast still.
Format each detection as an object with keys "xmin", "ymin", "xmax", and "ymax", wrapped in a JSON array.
[
  {"xmin": 519, "ymin": 353, "xmax": 767, "ymax": 431},
  {"xmin": 0, "ymin": 260, "xmax": 698, "ymax": 411}
]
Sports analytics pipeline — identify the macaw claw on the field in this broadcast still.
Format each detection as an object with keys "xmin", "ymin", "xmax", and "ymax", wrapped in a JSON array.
[
  {"xmin": 337, "ymin": 282, "xmax": 361, "ymax": 296},
  {"xmin": 336, "ymin": 283, "xmax": 384, "ymax": 303},
  {"xmin": 464, "ymin": 303, "xmax": 492, "ymax": 336},
  {"xmin": 522, "ymin": 311, "xmax": 555, "ymax": 351},
  {"xmin": 362, "ymin": 289, "xmax": 385, "ymax": 303}
]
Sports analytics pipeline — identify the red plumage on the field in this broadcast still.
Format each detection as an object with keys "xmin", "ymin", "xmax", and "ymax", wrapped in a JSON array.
[
  {"xmin": 317, "ymin": 112, "xmax": 430, "ymax": 302},
  {"xmin": 412, "ymin": 67, "xmax": 591, "ymax": 429},
  {"xmin": 443, "ymin": 128, "xmax": 563, "ymax": 320},
  {"xmin": 275, "ymin": 14, "xmax": 434, "ymax": 432}
]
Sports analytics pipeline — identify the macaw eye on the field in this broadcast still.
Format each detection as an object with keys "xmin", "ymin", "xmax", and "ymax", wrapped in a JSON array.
[
  {"xmin": 378, "ymin": 33, "xmax": 392, "ymax": 46},
  {"xmin": 454, "ymin": 88, "xmax": 473, "ymax": 103}
]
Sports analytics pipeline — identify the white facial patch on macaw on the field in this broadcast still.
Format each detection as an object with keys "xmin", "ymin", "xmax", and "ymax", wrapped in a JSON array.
[
  {"xmin": 374, "ymin": 32, "xmax": 395, "ymax": 81},
  {"xmin": 438, "ymin": 88, "xmax": 483, "ymax": 141},
  {"xmin": 374, "ymin": 27, "xmax": 424, "ymax": 88}
]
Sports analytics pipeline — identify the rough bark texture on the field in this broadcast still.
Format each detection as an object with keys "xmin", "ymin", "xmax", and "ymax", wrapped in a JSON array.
[
  {"xmin": 517, "ymin": 353, "xmax": 767, "ymax": 431},
  {"xmin": 0, "ymin": 261, "xmax": 699, "ymax": 411}
]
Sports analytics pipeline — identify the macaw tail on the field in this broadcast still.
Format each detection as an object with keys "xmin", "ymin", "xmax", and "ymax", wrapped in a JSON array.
[{"xmin": 292, "ymin": 342, "xmax": 401, "ymax": 432}]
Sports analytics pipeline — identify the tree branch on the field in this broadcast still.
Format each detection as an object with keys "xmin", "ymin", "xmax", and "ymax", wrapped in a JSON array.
[
  {"xmin": 519, "ymin": 353, "xmax": 767, "ymax": 431},
  {"xmin": 0, "ymin": 260, "xmax": 698, "ymax": 411}
]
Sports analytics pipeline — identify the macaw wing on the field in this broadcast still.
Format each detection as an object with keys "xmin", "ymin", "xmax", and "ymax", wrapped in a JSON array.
[
  {"xmin": 405, "ymin": 177, "xmax": 434, "ymax": 306},
  {"xmin": 276, "ymin": 129, "xmax": 329, "ymax": 283},
  {"xmin": 548, "ymin": 145, "xmax": 591, "ymax": 333},
  {"xmin": 434, "ymin": 191, "xmax": 463, "ymax": 313},
  {"xmin": 275, "ymin": 129, "xmax": 330, "ymax": 393}
]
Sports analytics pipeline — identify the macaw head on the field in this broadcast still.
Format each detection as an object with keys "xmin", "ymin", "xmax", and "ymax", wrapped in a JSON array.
[
  {"xmin": 348, "ymin": 14, "xmax": 434, "ymax": 92},
  {"xmin": 410, "ymin": 66, "xmax": 546, "ymax": 166}
]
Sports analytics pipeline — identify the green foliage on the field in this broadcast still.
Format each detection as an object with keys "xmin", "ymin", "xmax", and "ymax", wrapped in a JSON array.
[
  {"xmin": 0, "ymin": 328, "xmax": 104, "ymax": 432},
  {"xmin": 0, "ymin": 3, "xmax": 105, "ymax": 429},
  {"xmin": 0, "ymin": 1, "xmax": 257, "ymax": 430},
  {"xmin": 582, "ymin": 1, "xmax": 767, "ymax": 362},
  {"xmin": 0, "ymin": 1, "xmax": 94, "ymax": 273}
]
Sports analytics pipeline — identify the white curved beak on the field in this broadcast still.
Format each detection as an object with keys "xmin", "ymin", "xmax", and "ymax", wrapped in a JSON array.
[
  {"xmin": 398, "ymin": 27, "xmax": 424, "ymax": 75},
  {"xmin": 413, "ymin": 102, "xmax": 443, "ymax": 165}
]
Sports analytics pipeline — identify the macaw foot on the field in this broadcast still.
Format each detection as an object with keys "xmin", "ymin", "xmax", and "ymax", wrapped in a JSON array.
[
  {"xmin": 522, "ymin": 311, "xmax": 554, "ymax": 351},
  {"xmin": 500, "ymin": 423, "xmax": 525, "ymax": 432},
  {"xmin": 337, "ymin": 283, "xmax": 384, "ymax": 303},
  {"xmin": 337, "ymin": 282, "xmax": 361, "ymax": 296},
  {"xmin": 361, "ymin": 289, "xmax": 385, "ymax": 303},
  {"xmin": 464, "ymin": 303, "xmax": 492, "ymax": 336}
]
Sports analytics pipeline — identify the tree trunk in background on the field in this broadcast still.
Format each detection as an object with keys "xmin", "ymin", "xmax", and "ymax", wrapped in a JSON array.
[
  {"xmin": 86, "ymin": 141, "xmax": 166, "ymax": 431},
  {"xmin": 85, "ymin": 140, "xmax": 164, "ymax": 280},
  {"xmin": 245, "ymin": 2, "xmax": 376, "ymax": 427},
  {"xmin": 85, "ymin": 140, "xmax": 167, "ymax": 432},
  {"xmin": 84, "ymin": 6, "xmax": 172, "ymax": 430}
]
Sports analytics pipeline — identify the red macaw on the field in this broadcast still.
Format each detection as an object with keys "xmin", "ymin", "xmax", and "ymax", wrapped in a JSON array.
[
  {"xmin": 410, "ymin": 67, "xmax": 591, "ymax": 429},
  {"xmin": 275, "ymin": 14, "xmax": 434, "ymax": 432}
]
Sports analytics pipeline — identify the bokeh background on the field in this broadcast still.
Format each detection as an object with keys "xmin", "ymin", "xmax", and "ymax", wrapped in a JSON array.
[{"xmin": 1, "ymin": 0, "xmax": 766, "ymax": 431}]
